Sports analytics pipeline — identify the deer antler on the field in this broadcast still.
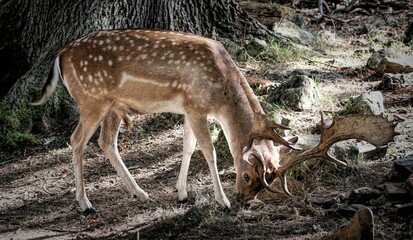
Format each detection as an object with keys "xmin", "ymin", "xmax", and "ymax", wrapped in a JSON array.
[
  {"xmin": 270, "ymin": 113, "xmax": 398, "ymax": 195},
  {"xmin": 246, "ymin": 113, "xmax": 301, "ymax": 151}
]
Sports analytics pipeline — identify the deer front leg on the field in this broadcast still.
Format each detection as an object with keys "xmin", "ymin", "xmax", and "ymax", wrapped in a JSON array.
[
  {"xmin": 98, "ymin": 110, "xmax": 149, "ymax": 202},
  {"xmin": 187, "ymin": 114, "xmax": 231, "ymax": 209},
  {"xmin": 176, "ymin": 118, "xmax": 197, "ymax": 202}
]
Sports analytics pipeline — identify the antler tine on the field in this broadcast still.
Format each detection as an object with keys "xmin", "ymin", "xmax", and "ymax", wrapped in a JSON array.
[
  {"xmin": 250, "ymin": 152, "xmax": 284, "ymax": 194},
  {"xmin": 274, "ymin": 113, "xmax": 397, "ymax": 196},
  {"xmin": 248, "ymin": 112, "xmax": 302, "ymax": 152}
]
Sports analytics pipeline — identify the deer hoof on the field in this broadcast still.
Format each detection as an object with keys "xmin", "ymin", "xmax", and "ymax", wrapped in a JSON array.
[
  {"xmin": 178, "ymin": 198, "xmax": 188, "ymax": 203},
  {"xmin": 83, "ymin": 207, "xmax": 97, "ymax": 216}
]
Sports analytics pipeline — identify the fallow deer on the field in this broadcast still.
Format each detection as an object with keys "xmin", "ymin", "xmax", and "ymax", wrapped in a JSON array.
[{"xmin": 32, "ymin": 29, "xmax": 397, "ymax": 213}]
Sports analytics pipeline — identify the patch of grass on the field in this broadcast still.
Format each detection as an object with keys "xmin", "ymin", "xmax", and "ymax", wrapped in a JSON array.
[
  {"xmin": 339, "ymin": 96, "xmax": 362, "ymax": 115},
  {"xmin": 285, "ymin": 156, "xmax": 353, "ymax": 197},
  {"xmin": 312, "ymin": 39, "xmax": 329, "ymax": 52},
  {"xmin": 257, "ymin": 39, "xmax": 306, "ymax": 67},
  {"xmin": 368, "ymin": 30, "xmax": 413, "ymax": 56}
]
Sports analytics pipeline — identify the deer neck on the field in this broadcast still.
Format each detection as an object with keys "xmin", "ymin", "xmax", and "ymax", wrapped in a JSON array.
[{"xmin": 216, "ymin": 83, "xmax": 257, "ymax": 161}]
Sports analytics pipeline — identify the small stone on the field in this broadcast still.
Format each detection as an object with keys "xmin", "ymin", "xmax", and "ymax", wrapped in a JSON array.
[
  {"xmin": 219, "ymin": 38, "xmax": 248, "ymax": 62},
  {"xmin": 375, "ymin": 72, "xmax": 413, "ymax": 91},
  {"xmin": 378, "ymin": 56, "xmax": 413, "ymax": 74},
  {"xmin": 366, "ymin": 49, "xmax": 391, "ymax": 69},
  {"xmin": 266, "ymin": 70, "xmax": 320, "ymax": 111},
  {"xmin": 394, "ymin": 156, "xmax": 413, "ymax": 180},
  {"xmin": 245, "ymin": 38, "xmax": 268, "ymax": 57},
  {"xmin": 331, "ymin": 140, "xmax": 359, "ymax": 165},
  {"xmin": 356, "ymin": 142, "xmax": 388, "ymax": 159},
  {"xmin": 383, "ymin": 182, "xmax": 411, "ymax": 201},
  {"xmin": 370, "ymin": 195, "xmax": 389, "ymax": 207},
  {"xmin": 334, "ymin": 204, "xmax": 358, "ymax": 217},
  {"xmin": 405, "ymin": 173, "xmax": 413, "ymax": 196},
  {"xmin": 310, "ymin": 195, "xmax": 342, "ymax": 209},
  {"xmin": 273, "ymin": 19, "xmax": 316, "ymax": 46},
  {"xmin": 350, "ymin": 204, "xmax": 372, "ymax": 211},
  {"xmin": 344, "ymin": 91, "xmax": 385, "ymax": 115},
  {"xmin": 348, "ymin": 187, "xmax": 382, "ymax": 204},
  {"xmin": 331, "ymin": 207, "xmax": 374, "ymax": 240}
]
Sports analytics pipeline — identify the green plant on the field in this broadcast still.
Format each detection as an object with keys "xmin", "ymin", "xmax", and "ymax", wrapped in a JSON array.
[
  {"xmin": 312, "ymin": 39, "xmax": 328, "ymax": 52},
  {"xmin": 0, "ymin": 102, "xmax": 41, "ymax": 150}
]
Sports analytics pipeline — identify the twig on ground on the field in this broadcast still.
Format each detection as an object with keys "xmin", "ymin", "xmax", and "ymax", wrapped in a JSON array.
[{"xmin": 303, "ymin": 56, "xmax": 339, "ymax": 68}]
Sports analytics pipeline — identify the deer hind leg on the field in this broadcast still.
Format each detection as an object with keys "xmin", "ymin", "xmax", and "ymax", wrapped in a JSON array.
[
  {"xmin": 98, "ymin": 110, "xmax": 149, "ymax": 202},
  {"xmin": 186, "ymin": 114, "xmax": 231, "ymax": 209},
  {"xmin": 176, "ymin": 117, "xmax": 197, "ymax": 202},
  {"xmin": 71, "ymin": 107, "xmax": 109, "ymax": 214}
]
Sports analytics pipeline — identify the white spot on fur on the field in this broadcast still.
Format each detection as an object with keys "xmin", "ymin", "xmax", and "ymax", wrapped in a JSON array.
[{"xmin": 139, "ymin": 54, "xmax": 148, "ymax": 60}]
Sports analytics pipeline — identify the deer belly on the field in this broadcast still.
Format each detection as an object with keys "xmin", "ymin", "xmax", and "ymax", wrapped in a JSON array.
[{"xmin": 120, "ymin": 95, "xmax": 186, "ymax": 115}]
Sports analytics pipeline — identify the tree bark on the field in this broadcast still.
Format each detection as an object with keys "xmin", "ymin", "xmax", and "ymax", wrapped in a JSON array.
[{"xmin": 0, "ymin": 0, "xmax": 273, "ymax": 148}]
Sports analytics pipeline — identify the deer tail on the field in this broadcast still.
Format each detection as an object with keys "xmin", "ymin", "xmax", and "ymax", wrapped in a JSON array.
[{"xmin": 30, "ymin": 56, "xmax": 62, "ymax": 106}]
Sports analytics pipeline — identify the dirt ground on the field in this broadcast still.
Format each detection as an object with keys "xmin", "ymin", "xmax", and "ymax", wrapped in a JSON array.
[{"xmin": 1, "ymin": 2, "xmax": 412, "ymax": 240}]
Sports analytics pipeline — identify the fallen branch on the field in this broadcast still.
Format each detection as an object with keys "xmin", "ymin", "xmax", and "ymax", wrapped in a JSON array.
[{"xmin": 303, "ymin": 56, "xmax": 339, "ymax": 68}]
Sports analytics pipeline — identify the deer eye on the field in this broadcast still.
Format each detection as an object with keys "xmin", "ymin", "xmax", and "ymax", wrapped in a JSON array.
[{"xmin": 243, "ymin": 172, "xmax": 250, "ymax": 182}]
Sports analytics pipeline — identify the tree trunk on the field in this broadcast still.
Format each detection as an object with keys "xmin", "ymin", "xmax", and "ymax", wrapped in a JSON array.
[{"xmin": 0, "ymin": 0, "xmax": 273, "ymax": 149}]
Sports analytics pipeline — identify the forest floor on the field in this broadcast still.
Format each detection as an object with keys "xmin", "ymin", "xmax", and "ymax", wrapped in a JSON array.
[{"xmin": 1, "ymin": 2, "xmax": 412, "ymax": 240}]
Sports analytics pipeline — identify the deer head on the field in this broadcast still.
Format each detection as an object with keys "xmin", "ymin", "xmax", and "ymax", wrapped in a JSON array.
[{"xmin": 240, "ymin": 112, "xmax": 397, "ymax": 198}]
